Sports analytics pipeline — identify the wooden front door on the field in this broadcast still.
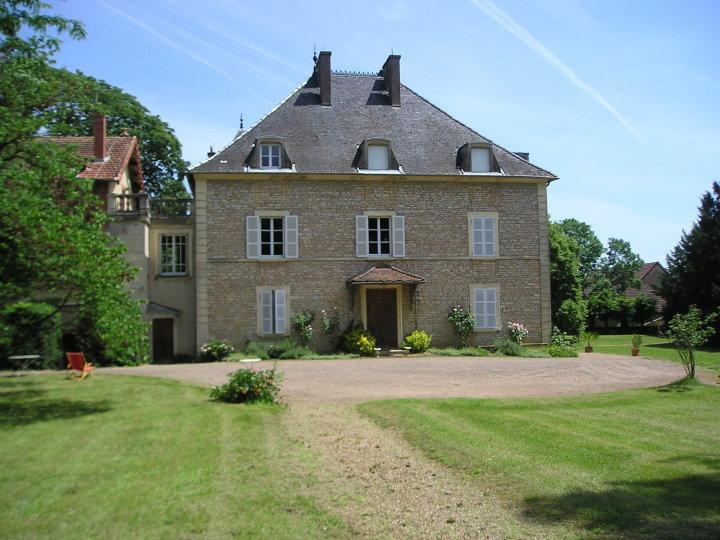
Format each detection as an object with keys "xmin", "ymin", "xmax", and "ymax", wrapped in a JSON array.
[
  {"xmin": 152, "ymin": 318, "xmax": 174, "ymax": 363},
  {"xmin": 365, "ymin": 288, "xmax": 397, "ymax": 348}
]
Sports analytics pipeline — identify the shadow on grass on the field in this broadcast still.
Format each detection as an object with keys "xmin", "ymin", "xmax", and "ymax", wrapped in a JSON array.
[
  {"xmin": 522, "ymin": 473, "xmax": 720, "ymax": 538},
  {"xmin": 0, "ymin": 379, "xmax": 111, "ymax": 427},
  {"xmin": 656, "ymin": 377, "xmax": 697, "ymax": 393}
]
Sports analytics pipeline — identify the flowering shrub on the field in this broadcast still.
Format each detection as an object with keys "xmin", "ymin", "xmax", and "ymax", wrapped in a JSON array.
[
  {"xmin": 320, "ymin": 307, "xmax": 340, "ymax": 337},
  {"xmin": 199, "ymin": 339, "xmax": 234, "ymax": 362},
  {"xmin": 548, "ymin": 326, "xmax": 577, "ymax": 357},
  {"xmin": 209, "ymin": 366, "xmax": 282, "ymax": 404},
  {"xmin": 448, "ymin": 305, "xmax": 476, "ymax": 347},
  {"xmin": 291, "ymin": 310, "xmax": 315, "ymax": 345},
  {"xmin": 344, "ymin": 328, "xmax": 377, "ymax": 356},
  {"xmin": 506, "ymin": 322, "xmax": 529, "ymax": 344},
  {"xmin": 402, "ymin": 330, "xmax": 432, "ymax": 353}
]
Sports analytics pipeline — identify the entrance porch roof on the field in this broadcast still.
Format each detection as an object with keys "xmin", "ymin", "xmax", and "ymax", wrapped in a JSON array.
[{"xmin": 347, "ymin": 265, "xmax": 425, "ymax": 285}]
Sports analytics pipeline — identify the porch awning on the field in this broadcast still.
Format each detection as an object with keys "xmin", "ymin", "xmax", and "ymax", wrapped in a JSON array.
[
  {"xmin": 347, "ymin": 265, "xmax": 425, "ymax": 285},
  {"xmin": 144, "ymin": 302, "xmax": 180, "ymax": 319}
]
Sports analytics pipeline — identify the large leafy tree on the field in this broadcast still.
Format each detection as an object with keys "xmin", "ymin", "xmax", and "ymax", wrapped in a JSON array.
[
  {"xmin": 549, "ymin": 221, "xmax": 587, "ymax": 335},
  {"xmin": 556, "ymin": 218, "xmax": 603, "ymax": 285},
  {"xmin": 659, "ymin": 181, "xmax": 720, "ymax": 341},
  {"xmin": 597, "ymin": 238, "xmax": 643, "ymax": 294},
  {"xmin": 0, "ymin": 0, "xmax": 148, "ymax": 365},
  {"xmin": 43, "ymin": 70, "xmax": 188, "ymax": 197}
]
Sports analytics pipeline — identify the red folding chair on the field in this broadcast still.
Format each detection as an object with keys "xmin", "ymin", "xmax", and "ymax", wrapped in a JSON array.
[{"xmin": 66, "ymin": 352, "xmax": 94, "ymax": 380}]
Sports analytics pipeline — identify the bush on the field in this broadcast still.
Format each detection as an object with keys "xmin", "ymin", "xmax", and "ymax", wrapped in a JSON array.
[
  {"xmin": 209, "ymin": 366, "xmax": 283, "ymax": 404},
  {"xmin": 245, "ymin": 339, "xmax": 310, "ymax": 360},
  {"xmin": 344, "ymin": 328, "xmax": 377, "ymax": 356},
  {"xmin": 402, "ymin": 330, "xmax": 432, "ymax": 353},
  {"xmin": 548, "ymin": 345, "xmax": 579, "ymax": 357},
  {"xmin": 554, "ymin": 297, "xmax": 587, "ymax": 336},
  {"xmin": 448, "ymin": 305, "xmax": 476, "ymax": 347},
  {"xmin": 494, "ymin": 337, "xmax": 523, "ymax": 356},
  {"xmin": 0, "ymin": 302, "xmax": 62, "ymax": 370},
  {"xmin": 632, "ymin": 334, "xmax": 643, "ymax": 349},
  {"xmin": 199, "ymin": 339, "xmax": 234, "ymax": 362},
  {"xmin": 505, "ymin": 322, "xmax": 529, "ymax": 344},
  {"xmin": 550, "ymin": 326, "xmax": 576, "ymax": 348},
  {"xmin": 428, "ymin": 347, "xmax": 490, "ymax": 357},
  {"xmin": 320, "ymin": 307, "xmax": 340, "ymax": 337},
  {"xmin": 291, "ymin": 310, "xmax": 315, "ymax": 345}
]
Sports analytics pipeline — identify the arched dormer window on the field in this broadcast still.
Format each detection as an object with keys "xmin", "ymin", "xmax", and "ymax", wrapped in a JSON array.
[
  {"xmin": 245, "ymin": 138, "xmax": 295, "ymax": 172},
  {"xmin": 353, "ymin": 138, "xmax": 403, "ymax": 174},
  {"xmin": 458, "ymin": 143, "xmax": 501, "ymax": 174}
]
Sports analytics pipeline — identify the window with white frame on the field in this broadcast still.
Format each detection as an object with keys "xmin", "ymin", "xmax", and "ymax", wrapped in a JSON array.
[
  {"xmin": 260, "ymin": 143, "xmax": 281, "ymax": 169},
  {"xmin": 355, "ymin": 213, "xmax": 405, "ymax": 258},
  {"xmin": 473, "ymin": 287, "xmax": 498, "ymax": 329},
  {"xmin": 469, "ymin": 213, "xmax": 498, "ymax": 257},
  {"xmin": 470, "ymin": 147, "xmax": 491, "ymax": 172},
  {"xmin": 246, "ymin": 214, "xmax": 298, "ymax": 259},
  {"xmin": 258, "ymin": 288, "xmax": 287, "ymax": 335},
  {"xmin": 160, "ymin": 234, "xmax": 187, "ymax": 275},
  {"xmin": 367, "ymin": 144, "xmax": 389, "ymax": 170}
]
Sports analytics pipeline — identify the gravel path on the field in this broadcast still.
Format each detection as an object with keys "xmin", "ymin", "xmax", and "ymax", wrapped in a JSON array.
[
  {"xmin": 99, "ymin": 353, "xmax": 686, "ymax": 405},
  {"xmin": 99, "ymin": 354, "xmax": 687, "ymax": 537}
]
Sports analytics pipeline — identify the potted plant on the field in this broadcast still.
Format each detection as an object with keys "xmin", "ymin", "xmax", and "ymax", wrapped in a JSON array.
[
  {"xmin": 581, "ymin": 331, "xmax": 598, "ymax": 353},
  {"xmin": 631, "ymin": 334, "xmax": 643, "ymax": 356}
]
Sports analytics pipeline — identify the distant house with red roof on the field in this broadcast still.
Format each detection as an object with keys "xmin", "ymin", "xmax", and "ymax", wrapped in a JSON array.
[{"xmin": 626, "ymin": 262, "xmax": 666, "ymax": 321}]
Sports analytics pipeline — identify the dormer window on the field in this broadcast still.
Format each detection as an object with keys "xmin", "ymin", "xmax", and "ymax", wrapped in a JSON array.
[
  {"xmin": 368, "ymin": 144, "xmax": 389, "ymax": 170},
  {"xmin": 260, "ymin": 143, "xmax": 281, "ymax": 169},
  {"xmin": 471, "ymin": 147, "xmax": 491, "ymax": 173}
]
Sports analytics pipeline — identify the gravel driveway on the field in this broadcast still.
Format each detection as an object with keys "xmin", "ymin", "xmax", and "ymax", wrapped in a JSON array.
[{"xmin": 100, "ymin": 353, "xmax": 685, "ymax": 404}]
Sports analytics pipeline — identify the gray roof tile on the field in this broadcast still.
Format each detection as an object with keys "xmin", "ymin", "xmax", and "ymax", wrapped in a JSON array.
[{"xmin": 190, "ymin": 74, "xmax": 556, "ymax": 178}]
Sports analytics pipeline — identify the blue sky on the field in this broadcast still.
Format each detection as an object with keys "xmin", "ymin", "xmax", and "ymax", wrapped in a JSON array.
[{"xmin": 54, "ymin": 0, "xmax": 719, "ymax": 264}]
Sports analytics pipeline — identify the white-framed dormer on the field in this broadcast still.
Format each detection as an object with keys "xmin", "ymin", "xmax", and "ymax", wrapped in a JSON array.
[
  {"xmin": 355, "ymin": 138, "xmax": 403, "ymax": 174},
  {"xmin": 259, "ymin": 142, "xmax": 281, "ymax": 169},
  {"xmin": 356, "ymin": 211, "xmax": 405, "ymax": 259},
  {"xmin": 468, "ymin": 211, "xmax": 499, "ymax": 259},
  {"xmin": 245, "ymin": 138, "xmax": 295, "ymax": 173},
  {"xmin": 246, "ymin": 210, "xmax": 299, "ymax": 260},
  {"xmin": 458, "ymin": 142, "xmax": 502, "ymax": 175}
]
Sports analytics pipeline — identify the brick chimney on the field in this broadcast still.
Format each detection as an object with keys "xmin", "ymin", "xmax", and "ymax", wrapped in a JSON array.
[
  {"xmin": 92, "ymin": 112, "xmax": 107, "ymax": 161},
  {"xmin": 316, "ymin": 51, "xmax": 331, "ymax": 106},
  {"xmin": 382, "ymin": 54, "xmax": 401, "ymax": 107}
]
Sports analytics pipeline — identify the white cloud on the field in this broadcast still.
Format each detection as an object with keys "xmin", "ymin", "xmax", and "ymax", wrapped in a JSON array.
[{"xmin": 469, "ymin": 0, "xmax": 644, "ymax": 143}]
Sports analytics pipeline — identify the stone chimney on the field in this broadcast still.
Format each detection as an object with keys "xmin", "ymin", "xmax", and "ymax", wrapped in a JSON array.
[
  {"xmin": 382, "ymin": 55, "xmax": 401, "ymax": 107},
  {"xmin": 92, "ymin": 112, "xmax": 107, "ymax": 162},
  {"xmin": 316, "ymin": 51, "xmax": 331, "ymax": 106}
]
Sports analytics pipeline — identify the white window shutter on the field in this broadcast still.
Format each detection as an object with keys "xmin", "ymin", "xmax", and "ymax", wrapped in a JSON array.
[
  {"xmin": 484, "ymin": 217, "xmax": 495, "ymax": 256},
  {"xmin": 246, "ymin": 216, "xmax": 259, "ymax": 259},
  {"xmin": 285, "ymin": 215, "xmax": 298, "ymax": 258},
  {"xmin": 472, "ymin": 217, "xmax": 483, "ymax": 256},
  {"xmin": 274, "ymin": 289, "xmax": 286, "ymax": 334},
  {"xmin": 474, "ymin": 288, "xmax": 485, "ymax": 329},
  {"xmin": 486, "ymin": 288, "xmax": 497, "ymax": 328},
  {"xmin": 392, "ymin": 215, "xmax": 405, "ymax": 257},
  {"xmin": 368, "ymin": 145, "xmax": 389, "ymax": 170},
  {"xmin": 355, "ymin": 215, "xmax": 368, "ymax": 257},
  {"xmin": 471, "ymin": 147, "xmax": 491, "ymax": 172},
  {"xmin": 260, "ymin": 290, "xmax": 273, "ymax": 335}
]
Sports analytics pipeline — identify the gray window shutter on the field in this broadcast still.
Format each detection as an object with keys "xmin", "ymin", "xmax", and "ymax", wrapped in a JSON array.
[
  {"xmin": 285, "ymin": 215, "xmax": 298, "ymax": 258},
  {"xmin": 486, "ymin": 288, "xmax": 497, "ymax": 328},
  {"xmin": 260, "ymin": 290, "xmax": 273, "ymax": 335},
  {"xmin": 472, "ymin": 217, "xmax": 482, "ymax": 256},
  {"xmin": 274, "ymin": 289, "xmax": 286, "ymax": 334},
  {"xmin": 484, "ymin": 217, "xmax": 495, "ymax": 256},
  {"xmin": 355, "ymin": 215, "xmax": 368, "ymax": 257},
  {"xmin": 246, "ymin": 216, "xmax": 259, "ymax": 259},
  {"xmin": 474, "ymin": 288, "xmax": 485, "ymax": 329},
  {"xmin": 392, "ymin": 215, "xmax": 405, "ymax": 257}
]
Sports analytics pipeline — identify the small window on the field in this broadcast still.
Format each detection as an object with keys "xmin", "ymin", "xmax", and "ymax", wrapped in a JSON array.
[
  {"xmin": 473, "ymin": 287, "xmax": 498, "ymax": 329},
  {"xmin": 260, "ymin": 143, "xmax": 281, "ymax": 169},
  {"xmin": 471, "ymin": 147, "xmax": 491, "ymax": 173},
  {"xmin": 260, "ymin": 217, "xmax": 284, "ymax": 257},
  {"xmin": 368, "ymin": 144, "xmax": 389, "ymax": 170},
  {"xmin": 368, "ymin": 216, "xmax": 391, "ymax": 256},
  {"xmin": 470, "ymin": 215, "xmax": 497, "ymax": 257},
  {"xmin": 160, "ymin": 234, "xmax": 187, "ymax": 275},
  {"xmin": 259, "ymin": 288, "xmax": 287, "ymax": 335}
]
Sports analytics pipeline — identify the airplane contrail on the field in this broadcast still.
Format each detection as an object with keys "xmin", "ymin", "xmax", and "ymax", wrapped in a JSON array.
[
  {"xmin": 95, "ymin": 0, "xmax": 271, "ymax": 105},
  {"xmin": 470, "ymin": 0, "xmax": 644, "ymax": 142}
]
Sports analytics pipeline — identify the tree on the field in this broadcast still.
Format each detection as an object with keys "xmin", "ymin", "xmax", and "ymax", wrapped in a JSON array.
[
  {"xmin": 659, "ymin": 181, "xmax": 720, "ymax": 342},
  {"xmin": 633, "ymin": 294, "xmax": 657, "ymax": 326},
  {"xmin": 667, "ymin": 307, "xmax": 717, "ymax": 378},
  {"xmin": 43, "ymin": 70, "xmax": 188, "ymax": 197},
  {"xmin": 0, "ymin": 0, "xmax": 148, "ymax": 365},
  {"xmin": 549, "ymin": 222, "xmax": 587, "ymax": 335},
  {"xmin": 598, "ymin": 238, "xmax": 643, "ymax": 294},
  {"xmin": 587, "ymin": 277, "xmax": 621, "ymax": 328},
  {"xmin": 556, "ymin": 218, "xmax": 603, "ymax": 285}
]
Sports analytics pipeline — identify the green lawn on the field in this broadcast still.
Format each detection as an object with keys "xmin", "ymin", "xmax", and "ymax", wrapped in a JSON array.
[
  {"xmin": 593, "ymin": 333, "xmax": 720, "ymax": 371},
  {"xmin": 359, "ymin": 381, "xmax": 720, "ymax": 538},
  {"xmin": 0, "ymin": 375, "xmax": 344, "ymax": 538}
]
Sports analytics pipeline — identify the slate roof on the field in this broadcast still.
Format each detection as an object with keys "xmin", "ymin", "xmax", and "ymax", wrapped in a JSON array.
[
  {"xmin": 347, "ymin": 265, "xmax": 426, "ymax": 285},
  {"xmin": 626, "ymin": 262, "xmax": 666, "ymax": 307},
  {"xmin": 39, "ymin": 135, "xmax": 143, "ymax": 184},
  {"xmin": 190, "ymin": 74, "xmax": 556, "ymax": 178}
]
